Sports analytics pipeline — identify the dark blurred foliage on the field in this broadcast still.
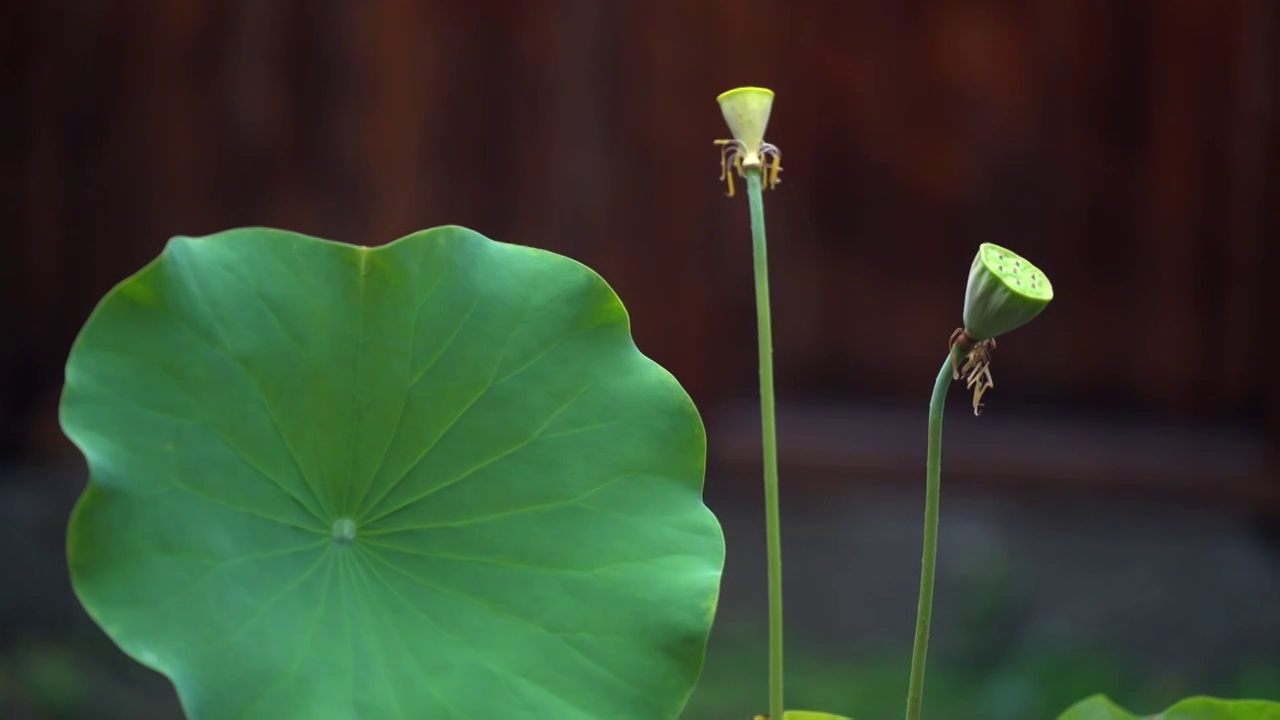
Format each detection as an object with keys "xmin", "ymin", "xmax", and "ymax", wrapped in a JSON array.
[{"xmin": 1, "ymin": 1, "xmax": 1277, "ymax": 718}]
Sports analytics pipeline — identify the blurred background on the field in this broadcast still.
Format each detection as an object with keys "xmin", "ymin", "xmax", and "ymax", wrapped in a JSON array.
[{"xmin": 2, "ymin": 1, "xmax": 1278, "ymax": 718}]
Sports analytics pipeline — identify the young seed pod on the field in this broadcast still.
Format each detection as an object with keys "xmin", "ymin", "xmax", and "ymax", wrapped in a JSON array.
[
  {"xmin": 714, "ymin": 86, "xmax": 783, "ymax": 195},
  {"xmin": 961, "ymin": 242, "xmax": 1054, "ymax": 341},
  {"xmin": 717, "ymin": 87, "xmax": 775, "ymax": 161}
]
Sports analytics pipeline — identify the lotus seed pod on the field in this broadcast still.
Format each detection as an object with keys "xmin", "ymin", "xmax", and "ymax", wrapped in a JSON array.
[
  {"xmin": 961, "ymin": 242, "xmax": 1053, "ymax": 341},
  {"xmin": 717, "ymin": 86, "xmax": 775, "ymax": 161}
]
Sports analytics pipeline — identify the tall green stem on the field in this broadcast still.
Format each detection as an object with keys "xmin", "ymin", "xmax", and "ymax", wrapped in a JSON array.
[
  {"xmin": 906, "ymin": 357, "xmax": 954, "ymax": 720},
  {"xmin": 746, "ymin": 168, "xmax": 785, "ymax": 720}
]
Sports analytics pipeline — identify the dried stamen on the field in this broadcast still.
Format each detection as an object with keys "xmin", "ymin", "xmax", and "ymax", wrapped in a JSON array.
[
  {"xmin": 956, "ymin": 337, "xmax": 996, "ymax": 415},
  {"xmin": 713, "ymin": 139, "xmax": 783, "ymax": 197}
]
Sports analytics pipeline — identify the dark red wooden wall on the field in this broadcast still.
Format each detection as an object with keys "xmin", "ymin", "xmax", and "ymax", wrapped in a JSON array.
[{"xmin": 2, "ymin": 0, "xmax": 1277, "ymax": 462}]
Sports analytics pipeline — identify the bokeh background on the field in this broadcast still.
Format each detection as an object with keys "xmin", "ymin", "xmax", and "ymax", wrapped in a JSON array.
[{"xmin": 2, "ymin": 1, "xmax": 1278, "ymax": 718}]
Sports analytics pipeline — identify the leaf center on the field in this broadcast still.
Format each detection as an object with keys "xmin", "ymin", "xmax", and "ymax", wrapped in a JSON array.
[{"xmin": 330, "ymin": 517, "xmax": 358, "ymax": 545}]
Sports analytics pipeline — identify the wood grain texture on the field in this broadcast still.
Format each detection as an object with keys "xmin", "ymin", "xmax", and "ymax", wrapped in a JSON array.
[{"xmin": 2, "ymin": 0, "xmax": 1275, "ymax": 462}]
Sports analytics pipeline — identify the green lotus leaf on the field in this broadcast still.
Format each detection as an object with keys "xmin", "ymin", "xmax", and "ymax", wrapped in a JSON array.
[
  {"xmin": 61, "ymin": 226, "xmax": 725, "ymax": 719},
  {"xmin": 1059, "ymin": 694, "xmax": 1280, "ymax": 720},
  {"xmin": 961, "ymin": 242, "xmax": 1053, "ymax": 341}
]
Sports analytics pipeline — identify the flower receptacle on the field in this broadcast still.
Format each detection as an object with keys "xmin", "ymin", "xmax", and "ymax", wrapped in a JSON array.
[
  {"xmin": 714, "ymin": 86, "xmax": 782, "ymax": 196},
  {"xmin": 717, "ymin": 86, "xmax": 775, "ymax": 162},
  {"xmin": 961, "ymin": 242, "xmax": 1054, "ymax": 341}
]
